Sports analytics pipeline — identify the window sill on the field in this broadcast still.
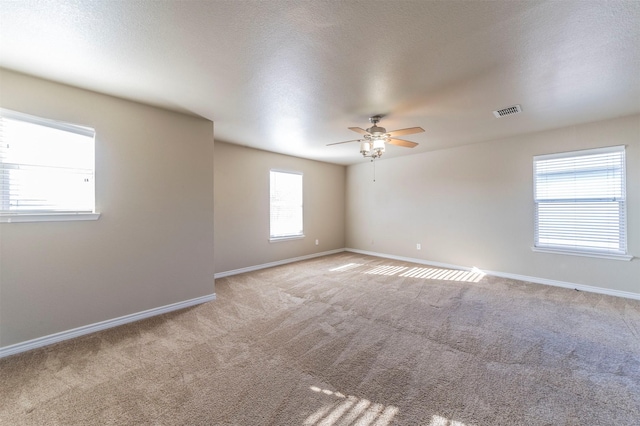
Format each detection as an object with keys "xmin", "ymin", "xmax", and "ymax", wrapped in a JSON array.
[
  {"xmin": 269, "ymin": 234, "xmax": 305, "ymax": 243},
  {"xmin": 531, "ymin": 246, "xmax": 633, "ymax": 261},
  {"xmin": 0, "ymin": 213, "xmax": 101, "ymax": 223}
]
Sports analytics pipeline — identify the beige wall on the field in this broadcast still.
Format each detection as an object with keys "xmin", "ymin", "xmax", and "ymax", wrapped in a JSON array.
[
  {"xmin": 1, "ymin": 69, "xmax": 636, "ymax": 349},
  {"xmin": 0, "ymin": 69, "xmax": 215, "ymax": 347},
  {"xmin": 214, "ymin": 141, "xmax": 345, "ymax": 273},
  {"xmin": 346, "ymin": 114, "xmax": 640, "ymax": 295}
]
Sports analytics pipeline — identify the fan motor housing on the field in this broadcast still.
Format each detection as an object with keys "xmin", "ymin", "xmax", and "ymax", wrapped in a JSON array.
[{"xmin": 367, "ymin": 125, "xmax": 387, "ymax": 135}]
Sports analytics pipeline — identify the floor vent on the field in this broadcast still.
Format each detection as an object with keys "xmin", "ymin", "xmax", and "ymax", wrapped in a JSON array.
[{"xmin": 493, "ymin": 104, "xmax": 522, "ymax": 118}]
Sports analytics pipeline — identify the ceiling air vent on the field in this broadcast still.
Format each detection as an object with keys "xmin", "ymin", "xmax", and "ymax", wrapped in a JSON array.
[{"xmin": 493, "ymin": 104, "xmax": 522, "ymax": 118}]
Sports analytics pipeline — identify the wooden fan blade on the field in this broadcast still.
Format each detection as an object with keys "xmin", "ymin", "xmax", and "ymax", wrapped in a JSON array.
[
  {"xmin": 348, "ymin": 127, "xmax": 370, "ymax": 136},
  {"xmin": 387, "ymin": 138, "xmax": 418, "ymax": 148},
  {"xmin": 387, "ymin": 127, "xmax": 425, "ymax": 137},
  {"xmin": 326, "ymin": 139, "xmax": 362, "ymax": 146}
]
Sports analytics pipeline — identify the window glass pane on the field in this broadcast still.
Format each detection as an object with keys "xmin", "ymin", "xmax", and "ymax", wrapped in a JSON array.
[
  {"xmin": 536, "ymin": 202, "xmax": 622, "ymax": 250},
  {"xmin": 0, "ymin": 109, "xmax": 95, "ymax": 215},
  {"xmin": 270, "ymin": 170, "xmax": 303, "ymax": 238},
  {"xmin": 533, "ymin": 146, "xmax": 626, "ymax": 255},
  {"xmin": 535, "ymin": 151, "xmax": 624, "ymax": 201}
]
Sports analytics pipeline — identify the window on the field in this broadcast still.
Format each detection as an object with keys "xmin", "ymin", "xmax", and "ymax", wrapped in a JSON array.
[
  {"xmin": 533, "ymin": 145, "xmax": 630, "ymax": 260},
  {"xmin": 0, "ymin": 108, "xmax": 99, "ymax": 222},
  {"xmin": 270, "ymin": 170, "xmax": 303, "ymax": 240}
]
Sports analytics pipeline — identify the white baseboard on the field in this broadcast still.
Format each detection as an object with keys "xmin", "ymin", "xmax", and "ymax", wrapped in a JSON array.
[
  {"xmin": 483, "ymin": 271, "xmax": 640, "ymax": 301},
  {"xmin": 214, "ymin": 248, "xmax": 346, "ymax": 278},
  {"xmin": 0, "ymin": 293, "xmax": 216, "ymax": 359},
  {"xmin": 346, "ymin": 248, "xmax": 640, "ymax": 301}
]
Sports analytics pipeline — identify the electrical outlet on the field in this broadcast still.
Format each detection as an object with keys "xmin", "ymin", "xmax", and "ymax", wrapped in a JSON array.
[
  {"xmin": 416, "ymin": 243, "xmax": 421, "ymax": 250},
  {"xmin": 315, "ymin": 239, "xmax": 319, "ymax": 245}
]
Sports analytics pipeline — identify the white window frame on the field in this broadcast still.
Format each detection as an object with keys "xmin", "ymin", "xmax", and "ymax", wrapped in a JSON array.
[
  {"xmin": 532, "ymin": 145, "xmax": 631, "ymax": 261},
  {"xmin": 269, "ymin": 169, "xmax": 304, "ymax": 241},
  {"xmin": 0, "ymin": 108, "xmax": 100, "ymax": 223}
]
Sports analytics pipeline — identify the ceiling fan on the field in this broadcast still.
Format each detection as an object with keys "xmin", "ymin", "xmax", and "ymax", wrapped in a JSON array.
[{"xmin": 327, "ymin": 115, "xmax": 424, "ymax": 159}]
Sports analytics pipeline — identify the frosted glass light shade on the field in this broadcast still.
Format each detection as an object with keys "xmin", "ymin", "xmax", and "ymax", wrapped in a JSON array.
[{"xmin": 360, "ymin": 141, "xmax": 371, "ymax": 154}]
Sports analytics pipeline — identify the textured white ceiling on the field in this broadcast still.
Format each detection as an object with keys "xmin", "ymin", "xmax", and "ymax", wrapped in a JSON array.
[{"xmin": 1, "ymin": 1, "xmax": 639, "ymax": 165}]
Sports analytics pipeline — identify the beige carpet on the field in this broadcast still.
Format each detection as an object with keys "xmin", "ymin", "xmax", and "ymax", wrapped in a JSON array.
[{"xmin": 1, "ymin": 252, "xmax": 639, "ymax": 425}]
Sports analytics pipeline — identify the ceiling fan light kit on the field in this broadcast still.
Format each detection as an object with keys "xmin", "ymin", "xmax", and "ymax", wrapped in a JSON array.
[
  {"xmin": 328, "ymin": 115, "xmax": 424, "ymax": 160},
  {"xmin": 360, "ymin": 141, "xmax": 371, "ymax": 156}
]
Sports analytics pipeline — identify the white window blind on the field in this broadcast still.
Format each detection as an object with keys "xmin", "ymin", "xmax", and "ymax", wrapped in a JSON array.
[
  {"xmin": 270, "ymin": 170, "xmax": 303, "ymax": 239},
  {"xmin": 533, "ymin": 146, "xmax": 627, "ymax": 257},
  {"xmin": 0, "ymin": 108, "xmax": 96, "ymax": 218}
]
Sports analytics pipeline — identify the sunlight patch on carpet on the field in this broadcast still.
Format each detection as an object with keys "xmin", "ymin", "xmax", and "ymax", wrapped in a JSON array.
[
  {"xmin": 305, "ymin": 386, "xmax": 399, "ymax": 426},
  {"xmin": 428, "ymin": 414, "xmax": 468, "ymax": 426},
  {"xmin": 400, "ymin": 267, "xmax": 484, "ymax": 283},
  {"xmin": 365, "ymin": 265, "xmax": 410, "ymax": 276},
  {"xmin": 330, "ymin": 263, "xmax": 364, "ymax": 272},
  {"xmin": 330, "ymin": 262, "xmax": 485, "ymax": 283}
]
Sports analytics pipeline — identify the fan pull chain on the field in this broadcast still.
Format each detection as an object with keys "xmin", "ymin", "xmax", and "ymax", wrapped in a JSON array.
[{"xmin": 372, "ymin": 158, "xmax": 376, "ymax": 182}]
